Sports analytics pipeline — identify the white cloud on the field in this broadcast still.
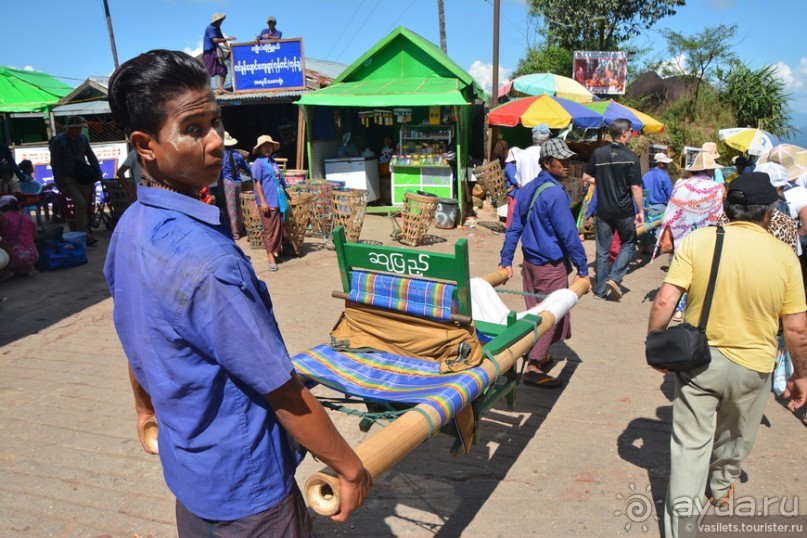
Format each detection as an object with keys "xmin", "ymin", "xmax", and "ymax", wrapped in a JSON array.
[
  {"xmin": 468, "ymin": 60, "xmax": 512, "ymax": 94},
  {"xmin": 773, "ymin": 61, "xmax": 803, "ymax": 91},
  {"xmin": 655, "ymin": 54, "xmax": 688, "ymax": 77},
  {"xmin": 23, "ymin": 65, "xmax": 35, "ymax": 71},
  {"xmin": 184, "ymin": 40, "xmax": 203, "ymax": 58}
]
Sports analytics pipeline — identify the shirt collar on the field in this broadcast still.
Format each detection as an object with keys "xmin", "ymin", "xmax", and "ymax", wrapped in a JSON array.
[{"xmin": 136, "ymin": 185, "xmax": 221, "ymax": 226}]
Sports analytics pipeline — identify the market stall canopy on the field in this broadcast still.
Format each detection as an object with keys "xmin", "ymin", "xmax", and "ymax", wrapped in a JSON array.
[
  {"xmin": 498, "ymin": 73, "xmax": 594, "ymax": 103},
  {"xmin": 297, "ymin": 27, "xmax": 486, "ymax": 107},
  {"xmin": 0, "ymin": 66, "xmax": 73, "ymax": 113},
  {"xmin": 583, "ymin": 100, "xmax": 664, "ymax": 134},
  {"xmin": 487, "ymin": 95, "xmax": 603, "ymax": 129}
]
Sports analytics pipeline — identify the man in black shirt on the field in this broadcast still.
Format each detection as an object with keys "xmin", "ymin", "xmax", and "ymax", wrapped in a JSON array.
[{"xmin": 583, "ymin": 118, "xmax": 644, "ymax": 300}]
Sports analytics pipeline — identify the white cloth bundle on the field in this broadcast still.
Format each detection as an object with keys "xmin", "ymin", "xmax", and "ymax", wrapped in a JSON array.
[{"xmin": 470, "ymin": 277, "xmax": 578, "ymax": 325}]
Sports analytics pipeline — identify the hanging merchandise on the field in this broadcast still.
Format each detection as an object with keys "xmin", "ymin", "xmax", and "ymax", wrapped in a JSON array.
[
  {"xmin": 429, "ymin": 106, "xmax": 441, "ymax": 125},
  {"xmin": 357, "ymin": 110, "xmax": 373, "ymax": 127},
  {"xmin": 393, "ymin": 108, "xmax": 413, "ymax": 123}
]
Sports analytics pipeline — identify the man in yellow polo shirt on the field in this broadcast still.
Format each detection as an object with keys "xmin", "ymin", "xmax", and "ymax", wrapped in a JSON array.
[{"xmin": 647, "ymin": 172, "xmax": 807, "ymax": 538}]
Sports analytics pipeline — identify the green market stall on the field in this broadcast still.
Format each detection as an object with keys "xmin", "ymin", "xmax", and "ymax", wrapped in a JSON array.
[
  {"xmin": 0, "ymin": 66, "xmax": 73, "ymax": 144},
  {"xmin": 297, "ymin": 27, "xmax": 486, "ymax": 218}
]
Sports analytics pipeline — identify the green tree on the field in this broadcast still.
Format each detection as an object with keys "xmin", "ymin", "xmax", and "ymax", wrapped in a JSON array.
[
  {"xmin": 656, "ymin": 24, "xmax": 737, "ymax": 117},
  {"xmin": 719, "ymin": 63, "xmax": 793, "ymax": 137},
  {"xmin": 529, "ymin": 0, "xmax": 686, "ymax": 51},
  {"xmin": 512, "ymin": 44, "xmax": 573, "ymax": 78}
]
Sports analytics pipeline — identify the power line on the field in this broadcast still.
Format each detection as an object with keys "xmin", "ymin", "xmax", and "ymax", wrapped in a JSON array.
[
  {"xmin": 385, "ymin": 0, "xmax": 418, "ymax": 35},
  {"xmin": 336, "ymin": 0, "xmax": 383, "ymax": 62},
  {"xmin": 326, "ymin": 0, "xmax": 367, "ymax": 60}
]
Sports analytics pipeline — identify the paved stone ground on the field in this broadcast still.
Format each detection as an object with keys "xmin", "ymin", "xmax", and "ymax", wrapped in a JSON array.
[{"xmin": 1, "ymin": 206, "xmax": 804, "ymax": 537}]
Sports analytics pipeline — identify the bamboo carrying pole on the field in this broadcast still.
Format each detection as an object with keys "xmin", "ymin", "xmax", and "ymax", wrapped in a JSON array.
[{"xmin": 304, "ymin": 272, "xmax": 591, "ymax": 516}]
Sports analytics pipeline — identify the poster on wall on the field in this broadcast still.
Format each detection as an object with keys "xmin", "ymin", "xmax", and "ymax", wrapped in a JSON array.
[
  {"xmin": 14, "ymin": 142, "xmax": 128, "ymax": 184},
  {"xmin": 230, "ymin": 38, "xmax": 306, "ymax": 92},
  {"xmin": 573, "ymin": 51, "xmax": 628, "ymax": 95}
]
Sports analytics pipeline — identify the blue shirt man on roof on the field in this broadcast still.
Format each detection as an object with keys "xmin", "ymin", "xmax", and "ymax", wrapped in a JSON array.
[
  {"xmin": 104, "ymin": 49, "xmax": 370, "ymax": 534},
  {"xmin": 257, "ymin": 16, "xmax": 283, "ymax": 40},
  {"xmin": 499, "ymin": 137, "xmax": 590, "ymax": 389}
]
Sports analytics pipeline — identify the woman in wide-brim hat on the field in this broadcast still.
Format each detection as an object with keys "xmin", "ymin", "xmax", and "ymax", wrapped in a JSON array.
[
  {"xmin": 250, "ymin": 135, "xmax": 286, "ymax": 271},
  {"xmin": 655, "ymin": 149, "xmax": 725, "ymax": 320}
]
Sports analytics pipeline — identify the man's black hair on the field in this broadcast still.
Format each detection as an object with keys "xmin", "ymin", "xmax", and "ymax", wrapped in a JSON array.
[
  {"xmin": 539, "ymin": 154, "xmax": 555, "ymax": 167},
  {"xmin": 108, "ymin": 50, "xmax": 211, "ymax": 139},
  {"xmin": 609, "ymin": 118, "xmax": 632, "ymax": 140},
  {"xmin": 723, "ymin": 200, "xmax": 776, "ymax": 223}
]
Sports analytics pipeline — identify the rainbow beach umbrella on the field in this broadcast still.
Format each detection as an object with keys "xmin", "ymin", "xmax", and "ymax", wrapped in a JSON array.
[
  {"xmin": 583, "ymin": 100, "xmax": 665, "ymax": 134},
  {"xmin": 487, "ymin": 95, "xmax": 603, "ymax": 129},
  {"xmin": 718, "ymin": 128, "xmax": 782, "ymax": 156}
]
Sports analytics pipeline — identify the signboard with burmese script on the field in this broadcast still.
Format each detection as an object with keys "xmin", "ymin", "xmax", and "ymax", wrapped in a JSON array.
[{"xmin": 230, "ymin": 38, "xmax": 306, "ymax": 92}]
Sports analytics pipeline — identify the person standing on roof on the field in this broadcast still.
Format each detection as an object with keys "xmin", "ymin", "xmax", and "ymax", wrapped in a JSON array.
[
  {"xmin": 203, "ymin": 13, "xmax": 236, "ymax": 94},
  {"xmin": 257, "ymin": 16, "xmax": 283, "ymax": 40}
]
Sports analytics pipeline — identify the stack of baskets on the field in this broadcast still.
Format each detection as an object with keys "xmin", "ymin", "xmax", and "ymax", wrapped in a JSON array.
[
  {"xmin": 239, "ymin": 191, "xmax": 264, "ymax": 249},
  {"xmin": 285, "ymin": 190, "xmax": 313, "ymax": 256},
  {"xmin": 331, "ymin": 188, "xmax": 368, "ymax": 243}
]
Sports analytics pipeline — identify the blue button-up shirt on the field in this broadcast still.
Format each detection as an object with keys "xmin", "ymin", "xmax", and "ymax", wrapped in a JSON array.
[
  {"xmin": 251, "ymin": 156, "xmax": 286, "ymax": 208},
  {"xmin": 641, "ymin": 167, "xmax": 673, "ymax": 205},
  {"xmin": 203, "ymin": 24, "xmax": 223, "ymax": 52},
  {"xmin": 500, "ymin": 170, "xmax": 589, "ymax": 276},
  {"xmin": 104, "ymin": 186, "xmax": 297, "ymax": 520}
]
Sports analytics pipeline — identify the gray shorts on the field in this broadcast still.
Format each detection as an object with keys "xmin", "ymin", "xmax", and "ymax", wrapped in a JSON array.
[{"xmin": 176, "ymin": 481, "xmax": 314, "ymax": 538}]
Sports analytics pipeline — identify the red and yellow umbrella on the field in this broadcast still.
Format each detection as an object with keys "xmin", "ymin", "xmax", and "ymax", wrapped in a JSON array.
[{"xmin": 488, "ymin": 95, "xmax": 604, "ymax": 129}]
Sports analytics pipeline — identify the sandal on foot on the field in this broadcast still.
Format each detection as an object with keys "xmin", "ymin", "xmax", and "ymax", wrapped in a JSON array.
[
  {"xmin": 709, "ymin": 483, "xmax": 735, "ymax": 507},
  {"xmin": 536, "ymin": 356, "xmax": 556, "ymax": 373},
  {"xmin": 268, "ymin": 264, "xmax": 278, "ymax": 272},
  {"xmin": 522, "ymin": 371, "xmax": 563, "ymax": 388}
]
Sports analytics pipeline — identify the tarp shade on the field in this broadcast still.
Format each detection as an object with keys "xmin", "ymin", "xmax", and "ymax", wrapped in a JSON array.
[
  {"xmin": 0, "ymin": 66, "xmax": 73, "ymax": 113},
  {"xmin": 298, "ymin": 27, "xmax": 485, "ymax": 107}
]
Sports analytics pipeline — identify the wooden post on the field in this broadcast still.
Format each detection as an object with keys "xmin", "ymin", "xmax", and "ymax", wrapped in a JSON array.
[{"xmin": 296, "ymin": 106, "xmax": 306, "ymax": 170}]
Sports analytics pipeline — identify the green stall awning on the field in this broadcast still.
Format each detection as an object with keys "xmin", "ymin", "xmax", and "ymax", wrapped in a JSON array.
[
  {"xmin": 297, "ymin": 77, "xmax": 471, "ymax": 107},
  {"xmin": 0, "ymin": 66, "xmax": 73, "ymax": 113}
]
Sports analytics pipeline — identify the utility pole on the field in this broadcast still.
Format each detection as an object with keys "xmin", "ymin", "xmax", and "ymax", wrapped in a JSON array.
[
  {"xmin": 437, "ymin": 0, "xmax": 447, "ymax": 53},
  {"xmin": 103, "ymin": 0, "xmax": 120, "ymax": 69},
  {"xmin": 490, "ymin": 0, "xmax": 500, "ymax": 109}
]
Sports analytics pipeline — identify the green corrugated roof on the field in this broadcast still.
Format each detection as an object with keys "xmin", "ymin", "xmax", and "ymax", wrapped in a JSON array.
[
  {"xmin": 298, "ymin": 27, "xmax": 485, "ymax": 107},
  {"xmin": 0, "ymin": 66, "xmax": 73, "ymax": 112}
]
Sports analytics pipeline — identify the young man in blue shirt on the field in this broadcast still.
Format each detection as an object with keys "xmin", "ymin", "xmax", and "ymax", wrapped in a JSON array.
[
  {"xmin": 499, "ymin": 138, "xmax": 590, "ymax": 388},
  {"xmin": 105, "ymin": 49, "xmax": 370, "ymax": 536}
]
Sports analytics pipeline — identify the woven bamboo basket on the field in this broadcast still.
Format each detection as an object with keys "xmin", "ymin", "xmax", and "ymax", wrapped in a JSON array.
[
  {"xmin": 473, "ymin": 160, "xmax": 510, "ymax": 208},
  {"xmin": 284, "ymin": 169, "xmax": 308, "ymax": 186},
  {"xmin": 305, "ymin": 180, "xmax": 335, "ymax": 238},
  {"xmin": 286, "ymin": 192, "xmax": 312, "ymax": 257},
  {"xmin": 331, "ymin": 188, "xmax": 368, "ymax": 243},
  {"xmin": 239, "ymin": 191, "xmax": 265, "ymax": 249},
  {"xmin": 393, "ymin": 191, "xmax": 439, "ymax": 247}
]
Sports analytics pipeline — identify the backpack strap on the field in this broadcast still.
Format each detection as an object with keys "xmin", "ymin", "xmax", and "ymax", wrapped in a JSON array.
[{"xmin": 521, "ymin": 180, "xmax": 557, "ymax": 226}]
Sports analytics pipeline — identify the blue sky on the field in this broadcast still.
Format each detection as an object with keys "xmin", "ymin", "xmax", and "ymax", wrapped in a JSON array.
[{"xmin": 3, "ymin": 0, "xmax": 806, "ymax": 140}]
